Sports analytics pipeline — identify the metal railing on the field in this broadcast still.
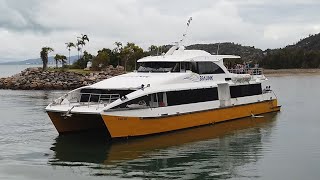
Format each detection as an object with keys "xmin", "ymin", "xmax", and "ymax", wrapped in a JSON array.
[
  {"xmin": 52, "ymin": 92, "xmax": 120, "ymax": 108},
  {"xmin": 76, "ymin": 93, "xmax": 120, "ymax": 107},
  {"xmin": 228, "ymin": 68, "xmax": 263, "ymax": 75}
]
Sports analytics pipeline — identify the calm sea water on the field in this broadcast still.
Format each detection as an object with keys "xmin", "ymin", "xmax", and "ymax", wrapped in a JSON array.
[
  {"xmin": 0, "ymin": 65, "xmax": 320, "ymax": 179},
  {"xmin": 0, "ymin": 65, "xmax": 42, "ymax": 78}
]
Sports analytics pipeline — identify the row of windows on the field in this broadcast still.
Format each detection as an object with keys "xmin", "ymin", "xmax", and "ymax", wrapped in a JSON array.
[
  {"xmin": 111, "ymin": 84, "xmax": 262, "ymax": 109},
  {"xmin": 230, "ymin": 84, "xmax": 262, "ymax": 98},
  {"xmin": 112, "ymin": 88, "xmax": 219, "ymax": 109},
  {"xmin": 167, "ymin": 88, "xmax": 218, "ymax": 106},
  {"xmin": 137, "ymin": 61, "xmax": 225, "ymax": 74},
  {"xmin": 80, "ymin": 89, "xmax": 134, "ymax": 102}
]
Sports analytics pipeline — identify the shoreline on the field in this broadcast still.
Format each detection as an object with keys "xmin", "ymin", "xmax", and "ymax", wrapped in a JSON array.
[
  {"xmin": 264, "ymin": 68, "xmax": 320, "ymax": 76},
  {"xmin": 1, "ymin": 68, "xmax": 319, "ymax": 90},
  {"xmin": 0, "ymin": 66, "xmax": 125, "ymax": 90}
]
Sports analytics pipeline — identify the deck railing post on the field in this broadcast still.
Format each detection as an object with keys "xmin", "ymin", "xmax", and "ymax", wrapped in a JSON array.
[{"xmin": 88, "ymin": 94, "xmax": 92, "ymax": 107}]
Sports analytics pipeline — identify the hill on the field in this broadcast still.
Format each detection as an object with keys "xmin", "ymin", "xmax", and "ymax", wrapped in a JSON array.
[
  {"xmin": 0, "ymin": 56, "xmax": 79, "ymax": 65},
  {"xmin": 286, "ymin": 33, "xmax": 320, "ymax": 51},
  {"xmin": 260, "ymin": 33, "xmax": 320, "ymax": 69},
  {"xmin": 186, "ymin": 43, "xmax": 263, "ymax": 62}
]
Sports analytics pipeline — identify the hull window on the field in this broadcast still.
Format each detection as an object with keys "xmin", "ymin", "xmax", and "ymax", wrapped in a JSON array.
[
  {"xmin": 167, "ymin": 88, "xmax": 218, "ymax": 106},
  {"xmin": 230, "ymin": 84, "xmax": 262, "ymax": 98}
]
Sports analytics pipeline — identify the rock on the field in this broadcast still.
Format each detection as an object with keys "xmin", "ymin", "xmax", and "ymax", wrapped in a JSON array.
[
  {"xmin": 0, "ymin": 66, "xmax": 125, "ymax": 90},
  {"xmin": 30, "ymin": 83, "xmax": 38, "ymax": 89}
]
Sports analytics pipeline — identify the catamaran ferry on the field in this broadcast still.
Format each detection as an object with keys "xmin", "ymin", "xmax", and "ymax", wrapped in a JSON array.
[{"xmin": 45, "ymin": 44, "xmax": 281, "ymax": 138}]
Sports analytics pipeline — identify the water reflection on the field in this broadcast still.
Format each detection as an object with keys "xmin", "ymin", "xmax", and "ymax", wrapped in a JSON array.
[{"xmin": 49, "ymin": 113, "xmax": 278, "ymax": 179}]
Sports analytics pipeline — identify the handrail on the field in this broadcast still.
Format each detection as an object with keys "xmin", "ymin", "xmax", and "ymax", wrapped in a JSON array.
[
  {"xmin": 52, "ymin": 92, "xmax": 120, "ymax": 108},
  {"xmin": 228, "ymin": 68, "xmax": 263, "ymax": 75}
]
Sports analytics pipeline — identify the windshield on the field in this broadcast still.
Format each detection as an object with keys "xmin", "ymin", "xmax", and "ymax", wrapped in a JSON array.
[{"xmin": 137, "ymin": 62, "xmax": 180, "ymax": 72}]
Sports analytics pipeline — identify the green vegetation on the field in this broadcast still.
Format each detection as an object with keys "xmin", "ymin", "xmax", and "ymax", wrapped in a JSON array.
[
  {"xmin": 40, "ymin": 47, "xmax": 54, "ymax": 71},
  {"xmin": 40, "ymin": 32, "xmax": 320, "ymax": 72},
  {"xmin": 259, "ymin": 34, "xmax": 320, "ymax": 69},
  {"xmin": 53, "ymin": 54, "xmax": 67, "ymax": 68},
  {"xmin": 65, "ymin": 42, "xmax": 76, "ymax": 65}
]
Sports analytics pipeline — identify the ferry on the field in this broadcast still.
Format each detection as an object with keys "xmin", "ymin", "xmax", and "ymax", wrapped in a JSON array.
[{"xmin": 45, "ymin": 44, "xmax": 281, "ymax": 138}]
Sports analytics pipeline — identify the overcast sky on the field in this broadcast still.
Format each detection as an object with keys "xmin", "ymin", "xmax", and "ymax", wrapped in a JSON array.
[{"xmin": 1, "ymin": 0, "xmax": 320, "ymax": 62}]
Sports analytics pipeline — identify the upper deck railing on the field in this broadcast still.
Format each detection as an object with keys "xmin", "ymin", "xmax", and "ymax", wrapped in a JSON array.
[{"xmin": 228, "ymin": 68, "xmax": 263, "ymax": 75}]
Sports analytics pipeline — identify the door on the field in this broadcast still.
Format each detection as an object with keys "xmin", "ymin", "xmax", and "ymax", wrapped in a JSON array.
[{"xmin": 217, "ymin": 83, "xmax": 231, "ymax": 107}]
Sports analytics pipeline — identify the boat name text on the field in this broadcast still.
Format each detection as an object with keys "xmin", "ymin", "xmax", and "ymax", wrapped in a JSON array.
[{"xmin": 200, "ymin": 75, "xmax": 214, "ymax": 81}]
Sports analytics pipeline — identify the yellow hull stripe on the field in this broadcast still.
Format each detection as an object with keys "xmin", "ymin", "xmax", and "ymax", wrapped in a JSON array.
[{"xmin": 102, "ymin": 99, "xmax": 280, "ymax": 138}]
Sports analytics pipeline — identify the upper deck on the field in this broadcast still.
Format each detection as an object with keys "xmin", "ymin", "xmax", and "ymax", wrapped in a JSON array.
[{"xmin": 138, "ymin": 50, "xmax": 241, "ymax": 63}]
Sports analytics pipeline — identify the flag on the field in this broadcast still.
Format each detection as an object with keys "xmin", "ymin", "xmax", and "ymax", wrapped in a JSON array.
[{"xmin": 187, "ymin": 17, "xmax": 193, "ymax": 26}]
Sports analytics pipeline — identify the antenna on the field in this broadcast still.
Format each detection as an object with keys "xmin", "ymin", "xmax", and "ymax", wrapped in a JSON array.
[
  {"xmin": 180, "ymin": 17, "xmax": 193, "ymax": 45},
  {"xmin": 217, "ymin": 43, "xmax": 220, "ymax": 55},
  {"xmin": 165, "ymin": 17, "xmax": 193, "ymax": 56}
]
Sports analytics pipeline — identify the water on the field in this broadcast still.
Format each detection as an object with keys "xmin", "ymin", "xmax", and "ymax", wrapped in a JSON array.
[
  {"xmin": 0, "ymin": 66, "xmax": 320, "ymax": 179},
  {"xmin": 0, "ymin": 65, "xmax": 42, "ymax": 78}
]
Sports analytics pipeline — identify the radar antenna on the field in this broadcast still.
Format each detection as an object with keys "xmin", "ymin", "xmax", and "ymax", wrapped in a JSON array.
[
  {"xmin": 180, "ymin": 17, "xmax": 193, "ymax": 45},
  {"xmin": 165, "ymin": 17, "xmax": 193, "ymax": 56}
]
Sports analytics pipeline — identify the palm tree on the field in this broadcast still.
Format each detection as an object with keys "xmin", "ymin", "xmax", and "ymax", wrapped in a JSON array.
[
  {"xmin": 81, "ymin": 34, "xmax": 89, "ymax": 43},
  {"xmin": 54, "ymin": 54, "xmax": 67, "ymax": 68},
  {"xmin": 54, "ymin": 54, "xmax": 60, "ymax": 68},
  {"xmin": 65, "ymin": 42, "xmax": 75, "ymax": 65},
  {"xmin": 76, "ymin": 34, "xmax": 90, "ymax": 59},
  {"xmin": 60, "ymin": 55, "xmax": 67, "ymax": 67},
  {"xmin": 40, "ymin": 47, "xmax": 54, "ymax": 71},
  {"xmin": 76, "ymin": 39, "xmax": 85, "ymax": 59}
]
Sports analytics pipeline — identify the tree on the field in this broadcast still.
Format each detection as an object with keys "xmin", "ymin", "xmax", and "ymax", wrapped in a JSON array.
[
  {"xmin": 54, "ymin": 54, "xmax": 67, "ymax": 68},
  {"xmin": 65, "ymin": 42, "xmax": 75, "ymax": 65},
  {"xmin": 76, "ymin": 34, "xmax": 90, "ymax": 59},
  {"xmin": 113, "ymin": 42, "xmax": 123, "ymax": 66},
  {"xmin": 92, "ymin": 48, "xmax": 111, "ymax": 70},
  {"xmin": 76, "ymin": 39, "xmax": 85, "ymax": 60},
  {"xmin": 72, "ymin": 51, "xmax": 93, "ymax": 69},
  {"xmin": 120, "ymin": 43, "xmax": 144, "ymax": 71},
  {"xmin": 148, "ymin": 45, "xmax": 158, "ymax": 56},
  {"xmin": 40, "ymin": 47, "xmax": 54, "ymax": 71}
]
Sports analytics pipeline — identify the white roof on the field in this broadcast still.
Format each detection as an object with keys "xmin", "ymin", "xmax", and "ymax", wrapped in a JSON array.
[{"xmin": 137, "ymin": 50, "xmax": 240, "ymax": 63}]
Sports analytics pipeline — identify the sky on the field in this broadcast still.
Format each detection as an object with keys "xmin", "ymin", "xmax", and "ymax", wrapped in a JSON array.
[{"xmin": 1, "ymin": 0, "xmax": 320, "ymax": 62}]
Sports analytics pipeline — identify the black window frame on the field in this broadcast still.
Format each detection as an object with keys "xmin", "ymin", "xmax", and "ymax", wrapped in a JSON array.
[
  {"xmin": 230, "ymin": 84, "xmax": 262, "ymax": 98},
  {"xmin": 166, "ymin": 88, "xmax": 219, "ymax": 106},
  {"xmin": 197, "ymin": 62, "xmax": 225, "ymax": 74}
]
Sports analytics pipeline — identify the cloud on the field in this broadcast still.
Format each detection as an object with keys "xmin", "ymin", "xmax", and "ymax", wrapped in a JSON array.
[
  {"xmin": 0, "ymin": 0, "xmax": 50, "ymax": 33},
  {"xmin": 0, "ymin": 0, "xmax": 320, "ymax": 62}
]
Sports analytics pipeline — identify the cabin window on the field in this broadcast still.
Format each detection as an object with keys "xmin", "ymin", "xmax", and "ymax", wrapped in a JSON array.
[
  {"xmin": 181, "ymin": 62, "xmax": 186, "ymax": 72},
  {"xmin": 185, "ymin": 62, "xmax": 198, "ymax": 73},
  {"xmin": 198, "ymin": 62, "xmax": 225, "ymax": 74},
  {"xmin": 137, "ymin": 62, "xmax": 180, "ymax": 72},
  {"xmin": 230, "ymin": 84, "xmax": 262, "ymax": 98},
  {"xmin": 111, "ymin": 92, "xmax": 167, "ymax": 110},
  {"xmin": 112, "ymin": 95, "xmax": 151, "ymax": 109},
  {"xmin": 79, "ymin": 89, "xmax": 133, "ymax": 102},
  {"xmin": 166, "ymin": 88, "xmax": 218, "ymax": 106}
]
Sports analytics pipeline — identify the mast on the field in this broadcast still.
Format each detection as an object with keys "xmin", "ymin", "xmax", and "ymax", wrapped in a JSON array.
[{"xmin": 165, "ymin": 17, "xmax": 193, "ymax": 56}]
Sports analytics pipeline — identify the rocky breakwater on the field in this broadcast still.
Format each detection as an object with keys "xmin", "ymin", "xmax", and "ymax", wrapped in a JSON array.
[{"xmin": 0, "ymin": 66, "xmax": 125, "ymax": 90}]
